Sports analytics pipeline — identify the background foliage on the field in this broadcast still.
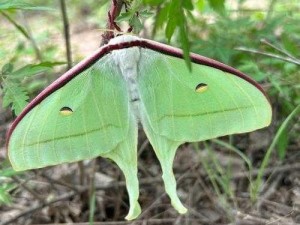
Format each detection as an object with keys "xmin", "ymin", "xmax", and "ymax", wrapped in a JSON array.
[{"xmin": 0, "ymin": 0, "xmax": 299, "ymax": 224}]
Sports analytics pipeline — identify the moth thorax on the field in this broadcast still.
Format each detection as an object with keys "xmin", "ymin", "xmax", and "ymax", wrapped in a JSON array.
[
  {"xmin": 111, "ymin": 47, "xmax": 141, "ymax": 120},
  {"xmin": 112, "ymin": 47, "xmax": 140, "ymax": 80}
]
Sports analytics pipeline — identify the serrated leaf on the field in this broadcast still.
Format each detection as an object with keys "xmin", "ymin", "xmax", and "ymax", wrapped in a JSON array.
[
  {"xmin": 0, "ymin": 0, "xmax": 52, "ymax": 11},
  {"xmin": 115, "ymin": 12, "xmax": 134, "ymax": 22},
  {"xmin": 2, "ymin": 80, "xmax": 29, "ymax": 115},
  {"xmin": 130, "ymin": 15, "xmax": 143, "ymax": 32}
]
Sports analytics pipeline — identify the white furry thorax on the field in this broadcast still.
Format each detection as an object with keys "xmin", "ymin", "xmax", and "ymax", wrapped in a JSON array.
[
  {"xmin": 109, "ymin": 35, "xmax": 141, "ymax": 80},
  {"xmin": 109, "ymin": 35, "xmax": 142, "ymax": 118}
]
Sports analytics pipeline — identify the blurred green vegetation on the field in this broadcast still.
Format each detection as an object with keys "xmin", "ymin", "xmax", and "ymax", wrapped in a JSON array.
[{"xmin": 0, "ymin": 0, "xmax": 299, "ymax": 221}]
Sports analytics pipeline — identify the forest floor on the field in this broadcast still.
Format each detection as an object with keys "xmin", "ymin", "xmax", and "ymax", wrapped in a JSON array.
[{"xmin": 0, "ymin": 1, "xmax": 300, "ymax": 224}]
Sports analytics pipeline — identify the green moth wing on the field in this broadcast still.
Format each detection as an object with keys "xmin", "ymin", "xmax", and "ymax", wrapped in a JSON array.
[
  {"xmin": 8, "ymin": 55, "xmax": 131, "ymax": 170},
  {"xmin": 137, "ymin": 48, "xmax": 272, "ymax": 213},
  {"xmin": 7, "ymin": 52, "xmax": 141, "ymax": 220},
  {"xmin": 6, "ymin": 35, "xmax": 272, "ymax": 220}
]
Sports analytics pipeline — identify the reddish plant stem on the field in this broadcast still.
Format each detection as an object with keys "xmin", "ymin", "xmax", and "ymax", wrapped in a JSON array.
[{"xmin": 100, "ymin": 0, "xmax": 124, "ymax": 46}]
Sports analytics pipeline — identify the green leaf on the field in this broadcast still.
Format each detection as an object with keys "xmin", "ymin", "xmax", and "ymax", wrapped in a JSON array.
[
  {"xmin": 196, "ymin": 0, "xmax": 205, "ymax": 11},
  {"xmin": 207, "ymin": 0, "xmax": 225, "ymax": 14},
  {"xmin": 143, "ymin": 0, "xmax": 164, "ymax": 5},
  {"xmin": 276, "ymin": 127, "xmax": 289, "ymax": 160},
  {"xmin": 9, "ymin": 61, "xmax": 65, "ymax": 79},
  {"xmin": 0, "ymin": 184, "xmax": 15, "ymax": 205},
  {"xmin": 115, "ymin": 11, "xmax": 134, "ymax": 23},
  {"xmin": 251, "ymin": 104, "xmax": 300, "ymax": 200},
  {"xmin": 179, "ymin": 21, "xmax": 191, "ymax": 70},
  {"xmin": 0, "ymin": 0, "xmax": 52, "ymax": 11},
  {"xmin": 165, "ymin": 18, "xmax": 177, "ymax": 41},
  {"xmin": 130, "ymin": 15, "xmax": 143, "ymax": 32},
  {"xmin": 238, "ymin": 61, "xmax": 267, "ymax": 82},
  {"xmin": 2, "ymin": 80, "xmax": 29, "ymax": 115},
  {"xmin": 163, "ymin": 0, "xmax": 191, "ymax": 69},
  {"xmin": 155, "ymin": 3, "xmax": 170, "ymax": 30},
  {"xmin": 0, "ymin": 167, "xmax": 21, "ymax": 177},
  {"xmin": 165, "ymin": 0, "xmax": 180, "ymax": 41},
  {"xmin": 183, "ymin": 0, "xmax": 194, "ymax": 10},
  {"xmin": 1, "ymin": 63, "xmax": 14, "ymax": 75},
  {"xmin": 139, "ymin": 9, "xmax": 153, "ymax": 18}
]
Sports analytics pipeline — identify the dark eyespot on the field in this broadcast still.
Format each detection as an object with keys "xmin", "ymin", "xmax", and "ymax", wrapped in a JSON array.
[
  {"xmin": 195, "ymin": 83, "xmax": 208, "ymax": 93},
  {"xmin": 60, "ymin": 107, "xmax": 73, "ymax": 116}
]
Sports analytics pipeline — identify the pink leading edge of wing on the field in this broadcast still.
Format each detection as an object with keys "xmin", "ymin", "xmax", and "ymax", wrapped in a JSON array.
[{"xmin": 5, "ymin": 36, "xmax": 269, "ymax": 149}]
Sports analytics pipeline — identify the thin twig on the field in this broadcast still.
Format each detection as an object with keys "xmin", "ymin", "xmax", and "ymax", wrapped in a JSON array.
[
  {"xmin": 260, "ymin": 39, "xmax": 298, "ymax": 60},
  {"xmin": 0, "ymin": 191, "xmax": 76, "ymax": 225},
  {"xmin": 20, "ymin": 12, "xmax": 43, "ymax": 61},
  {"xmin": 59, "ymin": 0, "xmax": 72, "ymax": 70},
  {"xmin": 78, "ymin": 161, "xmax": 85, "ymax": 186},
  {"xmin": 42, "ymin": 173, "xmax": 81, "ymax": 192},
  {"xmin": 20, "ymin": 218, "xmax": 206, "ymax": 225},
  {"xmin": 257, "ymin": 173, "xmax": 284, "ymax": 212},
  {"xmin": 11, "ymin": 176, "xmax": 45, "ymax": 202},
  {"xmin": 235, "ymin": 47, "xmax": 300, "ymax": 66},
  {"xmin": 231, "ymin": 162, "xmax": 300, "ymax": 180}
]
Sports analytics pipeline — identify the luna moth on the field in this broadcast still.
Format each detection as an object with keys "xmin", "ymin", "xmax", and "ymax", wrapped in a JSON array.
[{"xmin": 6, "ymin": 35, "xmax": 272, "ymax": 220}]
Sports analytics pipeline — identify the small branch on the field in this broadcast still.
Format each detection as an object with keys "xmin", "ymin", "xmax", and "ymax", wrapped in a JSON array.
[
  {"xmin": 20, "ymin": 12, "xmax": 43, "ymax": 61},
  {"xmin": 78, "ymin": 161, "xmax": 85, "ymax": 186},
  {"xmin": 231, "ymin": 162, "xmax": 300, "ymax": 180},
  {"xmin": 11, "ymin": 176, "xmax": 45, "ymax": 202},
  {"xmin": 260, "ymin": 38, "xmax": 298, "ymax": 60},
  {"xmin": 42, "ymin": 173, "xmax": 80, "ymax": 192},
  {"xmin": 235, "ymin": 47, "xmax": 300, "ymax": 66},
  {"xmin": 59, "ymin": 0, "xmax": 72, "ymax": 70},
  {"xmin": 257, "ymin": 173, "xmax": 283, "ymax": 212},
  {"xmin": 100, "ymin": 0, "xmax": 125, "ymax": 46},
  {"xmin": 0, "ymin": 191, "xmax": 76, "ymax": 225}
]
